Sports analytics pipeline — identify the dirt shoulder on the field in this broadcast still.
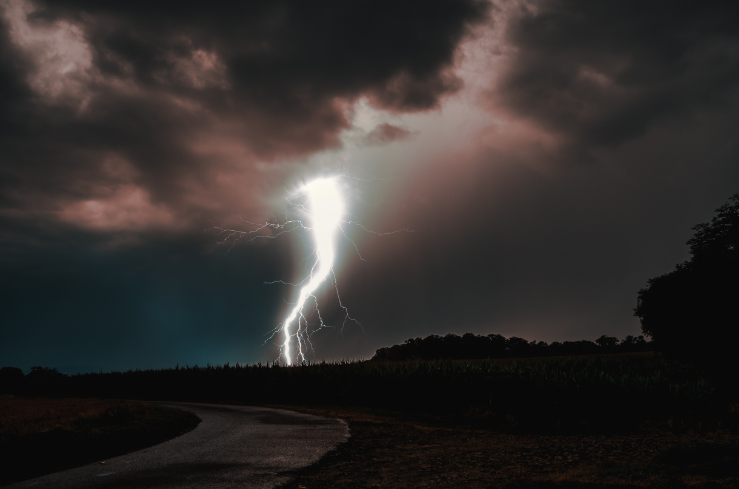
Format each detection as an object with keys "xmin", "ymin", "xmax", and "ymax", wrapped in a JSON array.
[
  {"xmin": 0, "ymin": 397, "xmax": 200, "ymax": 486},
  {"xmin": 275, "ymin": 406, "xmax": 739, "ymax": 489}
]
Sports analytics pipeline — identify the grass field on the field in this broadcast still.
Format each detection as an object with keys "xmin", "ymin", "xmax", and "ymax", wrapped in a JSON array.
[{"xmin": 0, "ymin": 398, "xmax": 200, "ymax": 486}]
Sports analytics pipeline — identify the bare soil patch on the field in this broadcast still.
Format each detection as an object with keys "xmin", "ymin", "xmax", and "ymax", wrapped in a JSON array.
[{"xmin": 277, "ymin": 406, "xmax": 739, "ymax": 489}]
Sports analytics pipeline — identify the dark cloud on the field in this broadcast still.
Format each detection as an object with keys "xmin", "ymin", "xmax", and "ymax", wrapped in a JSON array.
[
  {"xmin": 0, "ymin": 0, "xmax": 489, "ymax": 237},
  {"xmin": 0, "ymin": 0, "xmax": 490, "ymax": 368},
  {"xmin": 363, "ymin": 123, "xmax": 414, "ymax": 145},
  {"xmin": 3, "ymin": 0, "xmax": 739, "ymax": 369},
  {"xmin": 325, "ymin": 107, "xmax": 739, "ymax": 359},
  {"xmin": 495, "ymin": 0, "xmax": 739, "ymax": 148},
  {"xmin": 304, "ymin": 0, "xmax": 739, "ymax": 358},
  {"xmin": 38, "ymin": 0, "xmax": 490, "ymax": 128}
]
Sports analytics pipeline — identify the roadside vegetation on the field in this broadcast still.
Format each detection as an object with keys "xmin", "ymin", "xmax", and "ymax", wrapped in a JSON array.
[{"xmin": 0, "ymin": 398, "xmax": 200, "ymax": 486}]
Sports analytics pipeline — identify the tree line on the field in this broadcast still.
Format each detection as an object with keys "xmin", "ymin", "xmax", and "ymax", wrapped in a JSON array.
[
  {"xmin": 372, "ymin": 333, "xmax": 652, "ymax": 361},
  {"xmin": 0, "ymin": 333, "xmax": 651, "ymax": 393}
]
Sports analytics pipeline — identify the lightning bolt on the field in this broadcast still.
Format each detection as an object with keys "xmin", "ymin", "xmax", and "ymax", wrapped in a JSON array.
[
  {"xmin": 211, "ymin": 175, "xmax": 411, "ymax": 365},
  {"xmin": 278, "ymin": 177, "xmax": 343, "ymax": 365}
]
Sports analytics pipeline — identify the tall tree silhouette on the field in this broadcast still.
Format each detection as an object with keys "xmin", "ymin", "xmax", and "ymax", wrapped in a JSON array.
[{"xmin": 635, "ymin": 194, "xmax": 739, "ymax": 364}]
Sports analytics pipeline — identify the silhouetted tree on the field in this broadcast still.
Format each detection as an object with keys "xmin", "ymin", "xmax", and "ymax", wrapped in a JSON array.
[
  {"xmin": 622, "ymin": 335, "xmax": 637, "ymax": 347},
  {"xmin": 487, "ymin": 334, "xmax": 506, "ymax": 356},
  {"xmin": 22, "ymin": 367, "xmax": 67, "ymax": 396},
  {"xmin": 505, "ymin": 336, "xmax": 530, "ymax": 357},
  {"xmin": 372, "ymin": 332, "xmax": 653, "ymax": 361},
  {"xmin": 530, "ymin": 340, "xmax": 550, "ymax": 357},
  {"xmin": 635, "ymin": 194, "xmax": 739, "ymax": 366},
  {"xmin": 596, "ymin": 335, "xmax": 619, "ymax": 350},
  {"xmin": 620, "ymin": 335, "xmax": 649, "ymax": 353}
]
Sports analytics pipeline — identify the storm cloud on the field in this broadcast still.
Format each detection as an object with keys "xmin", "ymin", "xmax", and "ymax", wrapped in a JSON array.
[
  {"xmin": 0, "ymin": 0, "xmax": 489, "ymax": 239},
  {"xmin": 495, "ymin": 0, "xmax": 739, "ymax": 149},
  {"xmin": 1, "ymin": 0, "xmax": 738, "ymax": 369}
]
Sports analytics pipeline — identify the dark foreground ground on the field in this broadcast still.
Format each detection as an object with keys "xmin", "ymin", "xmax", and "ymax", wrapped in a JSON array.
[
  {"xmin": 276, "ymin": 406, "xmax": 739, "ymax": 489},
  {"xmin": 0, "ymin": 398, "xmax": 200, "ymax": 486},
  {"xmin": 2, "ymin": 397, "xmax": 738, "ymax": 488},
  {"xmin": 4, "ymin": 354, "xmax": 739, "ymax": 488}
]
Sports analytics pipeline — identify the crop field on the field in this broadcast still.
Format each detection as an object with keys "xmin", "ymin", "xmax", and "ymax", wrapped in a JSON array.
[
  {"xmin": 7, "ymin": 353, "xmax": 739, "ymax": 487},
  {"xmin": 28, "ymin": 352, "xmax": 731, "ymax": 432}
]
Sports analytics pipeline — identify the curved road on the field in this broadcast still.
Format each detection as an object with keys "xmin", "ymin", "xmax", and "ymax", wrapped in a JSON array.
[{"xmin": 7, "ymin": 403, "xmax": 349, "ymax": 489}]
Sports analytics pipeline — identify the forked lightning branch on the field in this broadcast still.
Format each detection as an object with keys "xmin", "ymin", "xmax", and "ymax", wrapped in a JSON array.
[{"xmin": 212, "ymin": 176, "xmax": 410, "ymax": 365}]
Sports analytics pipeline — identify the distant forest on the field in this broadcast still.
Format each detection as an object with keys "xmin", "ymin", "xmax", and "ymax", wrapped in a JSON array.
[{"xmin": 372, "ymin": 333, "xmax": 653, "ymax": 361}]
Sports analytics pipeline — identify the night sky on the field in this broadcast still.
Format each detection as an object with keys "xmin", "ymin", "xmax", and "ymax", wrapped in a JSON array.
[{"xmin": 1, "ymin": 0, "xmax": 738, "ymax": 372}]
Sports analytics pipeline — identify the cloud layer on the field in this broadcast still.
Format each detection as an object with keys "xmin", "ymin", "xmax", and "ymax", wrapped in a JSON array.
[
  {"xmin": 0, "ymin": 0, "xmax": 489, "ymax": 238},
  {"xmin": 2, "ymin": 0, "xmax": 739, "ymax": 368},
  {"xmin": 495, "ymin": 0, "xmax": 739, "ymax": 150}
]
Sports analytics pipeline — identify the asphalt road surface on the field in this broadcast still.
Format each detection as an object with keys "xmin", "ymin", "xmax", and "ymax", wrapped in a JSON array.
[{"xmin": 7, "ymin": 402, "xmax": 350, "ymax": 489}]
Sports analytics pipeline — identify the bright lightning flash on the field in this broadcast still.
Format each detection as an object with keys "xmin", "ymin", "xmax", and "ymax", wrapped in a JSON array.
[
  {"xmin": 210, "ymin": 174, "xmax": 411, "ymax": 365},
  {"xmin": 280, "ymin": 177, "xmax": 343, "ymax": 365}
]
